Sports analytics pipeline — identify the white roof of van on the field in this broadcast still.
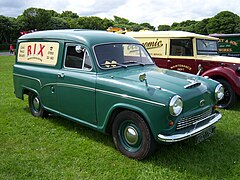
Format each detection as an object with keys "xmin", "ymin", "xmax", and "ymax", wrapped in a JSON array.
[{"xmin": 126, "ymin": 31, "xmax": 218, "ymax": 40}]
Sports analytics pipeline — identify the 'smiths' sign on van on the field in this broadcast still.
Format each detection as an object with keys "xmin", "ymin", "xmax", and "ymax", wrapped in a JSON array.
[{"xmin": 17, "ymin": 42, "xmax": 59, "ymax": 66}]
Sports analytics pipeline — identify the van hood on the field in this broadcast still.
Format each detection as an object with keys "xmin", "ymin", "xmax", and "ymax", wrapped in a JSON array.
[{"xmin": 105, "ymin": 66, "xmax": 214, "ymax": 97}]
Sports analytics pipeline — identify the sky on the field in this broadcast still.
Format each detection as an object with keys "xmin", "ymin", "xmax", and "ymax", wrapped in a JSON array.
[{"xmin": 0, "ymin": 0, "xmax": 240, "ymax": 27}]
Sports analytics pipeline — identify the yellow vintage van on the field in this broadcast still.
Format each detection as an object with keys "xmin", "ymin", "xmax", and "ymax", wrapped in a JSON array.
[{"xmin": 127, "ymin": 31, "xmax": 240, "ymax": 109}]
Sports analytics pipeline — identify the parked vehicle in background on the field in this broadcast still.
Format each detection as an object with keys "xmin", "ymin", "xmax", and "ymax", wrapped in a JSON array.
[
  {"xmin": 127, "ymin": 31, "xmax": 240, "ymax": 109},
  {"xmin": 13, "ymin": 30, "xmax": 223, "ymax": 160},
  {"xmin": 210, "ymin": 33, "xmax": 240, "ymax": 58}
]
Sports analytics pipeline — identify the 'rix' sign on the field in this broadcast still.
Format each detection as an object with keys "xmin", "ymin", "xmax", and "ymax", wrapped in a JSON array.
[
  {"xmin": 27, "ymin": 44, "xmax": 45, "ymax": 56},
  {"xmin": 17, "ymin": 42, "xmax": 59, "ymax": 66}
]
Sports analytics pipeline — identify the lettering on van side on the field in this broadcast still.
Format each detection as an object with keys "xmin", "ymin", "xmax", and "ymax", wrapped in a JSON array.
[
  {"xmin": 142, "ymin": 39, "xmax": 163, "ymax": 50},
  {"xmin": 27, "ymin": 44, "xmax": 45, "ymax": 57},
  {"xmin": 218, "ymin": 39, "xmax": 238, "ymax": 46},
  {"xmin": 170, "ymin": 64, "xmax": 192, "ymax": 71},
  {"xmin": 17, "ymin": 42, "xmax": 59, "ymax": 66}
]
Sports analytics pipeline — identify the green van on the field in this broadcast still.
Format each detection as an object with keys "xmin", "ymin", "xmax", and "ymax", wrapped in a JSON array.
[{"xmin": 13, "ymin": 30, "xmax": 223, "ymax": 160}]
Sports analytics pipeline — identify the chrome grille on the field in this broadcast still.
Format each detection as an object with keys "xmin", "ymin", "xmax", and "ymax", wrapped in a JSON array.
[{"xmin": 176, "ymin": 108, "xmax": 212, "ymax": 130}]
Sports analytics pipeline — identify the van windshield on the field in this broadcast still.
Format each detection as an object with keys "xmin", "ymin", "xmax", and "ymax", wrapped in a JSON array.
[
  {"xmin": 196, "ymin": 39, "xmax": 218, "ymax": 55},
  {"xmin": 94, "ymin": 43, "xmax": 154, "ymax": 69}
]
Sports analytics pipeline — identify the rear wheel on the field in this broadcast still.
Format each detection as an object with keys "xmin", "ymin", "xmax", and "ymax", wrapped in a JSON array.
[
  {"xmin": 28, "ymin": 92, "xmax": 47, "ymax": 117},
  {"xmin": 216, "ymin": 79, "xmax": 236, "ymax": 109},
  {"xmin": 112, "ymin": 110, "xmax": 156, "ymax": 160}
]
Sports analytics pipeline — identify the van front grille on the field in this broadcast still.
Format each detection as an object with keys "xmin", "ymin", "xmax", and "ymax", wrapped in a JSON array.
[{"xmin": 176, "ymin": 108, "xmax": 212, "ymax": 130}]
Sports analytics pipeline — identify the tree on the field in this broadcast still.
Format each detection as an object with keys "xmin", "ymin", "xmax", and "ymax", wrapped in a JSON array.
[
  {"xmin": 207, "ymin": 11, "xmax": 240, "ymax": 34},
  {"xmin": 48, "ymin": 17, "xmax": 69, "ymax": 30},
  {"xmin": 113, "ymin": 16, "xmax": 130, "ymax": 25},
  {"xmin": 77, "ymin": 16, "xmax": 111, "ymax": 30},
  {"xmin": 20, "ymin": 7, "xmax": 52, "ymax": 30},
  {"xmin": 140, "ymin": 23, "xmax": 155, "ymax": 30},
  {"xmin": 170, "ymin": 20, "xmax": 197, "ymax": 32},
  {"xmin": 0, "ymin": 15, "xmax": 18, "ymax": 44},
  {"xmin": 60, "ymin": 11, "xmax": 79, "ymax": 19},
  {"xmin": 0, "ymin": 15, "xmax": 10, "ymax": 43},
  {"xmin": 194, "ymin": 18, "xmax": 209, "ymax": 35},
  {"xmin": 158, "ymin": 25, "xmax": 170, "ymax": 31},
  {"xmin": 48, "ymin": 10, "xmax": 60, "ymax": 17},
  {"xmin": 67, "ymin": 18, "xmax": 80, "ymax": 29},
  {"xmin": 102, "ymin": 18, "xmax": 114, "ymax": 30}
]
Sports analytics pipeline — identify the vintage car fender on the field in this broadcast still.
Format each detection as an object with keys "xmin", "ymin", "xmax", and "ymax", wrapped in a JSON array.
[
  {"xmin": 103, "ymin": 102, "xmax": 155, "ymax": 134},
  {"xmin": 100, "ymin": 103, "xmax": 167, "ymax": 140},
  {"xmin": 13, "ymin": 73, "xmax": 41, "ymax": 100},
  {"xmin": 202, "ymin": 66, "xmax": 240, "ymax": 95}
]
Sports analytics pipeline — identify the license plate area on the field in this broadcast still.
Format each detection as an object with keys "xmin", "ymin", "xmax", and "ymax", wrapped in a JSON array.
[{"xmin": 195, "ymin": 126, "xmax": 216, "ymax": 144}]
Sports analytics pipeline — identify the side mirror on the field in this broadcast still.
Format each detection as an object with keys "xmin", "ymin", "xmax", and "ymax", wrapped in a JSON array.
[
  {"xmin": 139, "ymin": 73, "xmax": 148, "ymax": 86},
  {"xmin": 197, "ymin": 64, "xmax": 203, "ymax": 76},
  {"xmin": 139, "ymin": 73, "xmax": 146, "ymax": 82},
  {"xmin": 75, "ymin": 45, "xmax": 85, "ymax": 53}
]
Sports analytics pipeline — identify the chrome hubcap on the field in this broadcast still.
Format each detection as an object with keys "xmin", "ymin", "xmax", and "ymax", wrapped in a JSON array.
[
  {"xmin": 124, "ymin": 126, "xmax": 139, "ymax": 145},
  {"xmin": 33, "ymin": 97, "xmax": 40, "ymax": 111}
]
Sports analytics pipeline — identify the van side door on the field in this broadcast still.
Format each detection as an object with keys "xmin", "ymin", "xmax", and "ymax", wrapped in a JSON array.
[{"xmin": 56, "ymin": 44, "xmax": 97, "ymax": 124}]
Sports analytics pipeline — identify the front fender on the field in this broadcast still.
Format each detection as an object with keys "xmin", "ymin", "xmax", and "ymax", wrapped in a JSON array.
[
  {"xmin": 102, "ymin": 103, "xmax": 152, "ymax": 132},
  {"xmin": 202, "ymin": 67, "xmax": 240, "ymax": 95}
]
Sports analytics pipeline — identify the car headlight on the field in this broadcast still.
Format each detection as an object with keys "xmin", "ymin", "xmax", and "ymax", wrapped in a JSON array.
[
  {"xmin": 215, "ymin": 84, "xmax": 224, "ymax": 101},
  {"xmin": 169, "ymin": 95, "xmax": 183, "ymax": 116}
]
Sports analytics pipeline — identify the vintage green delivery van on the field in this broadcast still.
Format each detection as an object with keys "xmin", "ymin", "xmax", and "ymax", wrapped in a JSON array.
[{"xmin": 13, "ymin": 29, "xmax": 224, "ymax": 160}]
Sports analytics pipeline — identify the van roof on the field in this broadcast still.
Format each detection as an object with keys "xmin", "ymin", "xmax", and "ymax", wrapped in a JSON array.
[
  {"xmin": 126, "ymin": 30, "xmax": 218, "ymax": 40},
  {"xmin": 18, "ymin": 29, "xmax": 139, "ymax": 46}
]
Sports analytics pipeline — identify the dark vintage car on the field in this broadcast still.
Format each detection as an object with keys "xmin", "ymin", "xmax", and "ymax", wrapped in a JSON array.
[{"xmin": 13, "ymin": 30, "xmax": 223, "ymax": 159}]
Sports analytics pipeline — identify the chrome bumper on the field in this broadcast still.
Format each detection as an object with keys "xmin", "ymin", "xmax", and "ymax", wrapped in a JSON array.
[{"xmin": 157, "ymin": 112, "xmax": 222, "ymax": 143}]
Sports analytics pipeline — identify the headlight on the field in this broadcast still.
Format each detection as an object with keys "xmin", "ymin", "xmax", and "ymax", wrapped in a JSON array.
[
  {"xmin": 169, "ymin": 95, "xmax": 183, "ymax": 116},
  {"xmin": 215, "ymin": 84, "xmax": 224, "ymax": 101}
]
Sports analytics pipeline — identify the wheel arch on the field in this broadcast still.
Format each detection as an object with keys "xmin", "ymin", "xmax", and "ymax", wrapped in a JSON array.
[
  {"xmin": 22, "ymin": 87, "xmax": 40, "ymax": 97},
  {"xmin": 202, "ymin": 67, "xmax": 239, "ymax": 95},
  {"xmin": 20, "ymin": 86, "xmax": 40, "ymax": 100},
  {"xmin": 104, "ymin": 103, "xmax": 152, "ymax": 135}
]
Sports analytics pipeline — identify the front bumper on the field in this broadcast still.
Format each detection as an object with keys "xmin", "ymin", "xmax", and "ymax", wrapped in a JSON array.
[{"xmin": 157, "ymin": 112, "xmax": 222, "ymax": 143}]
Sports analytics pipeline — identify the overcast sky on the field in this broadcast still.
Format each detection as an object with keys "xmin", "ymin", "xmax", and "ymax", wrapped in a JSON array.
[{"xmin": 1, "ymin": 0, "xmax": 240, "ymax": 27}]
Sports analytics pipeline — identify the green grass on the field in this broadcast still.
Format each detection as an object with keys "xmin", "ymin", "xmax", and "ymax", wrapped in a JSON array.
[{"xmin": 0, "ymin": 56, "xmax": 240, "ymax": 179}]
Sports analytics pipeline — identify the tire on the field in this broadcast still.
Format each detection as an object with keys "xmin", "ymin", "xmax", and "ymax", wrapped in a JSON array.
[
  {"xmin": 28, "ymin": 92, "xmax": 47, "ymax": 118},
  {"xmin": 216, "ymin": 79, "xmax": 236, "ymax": 109},
  {"xmin": 112, "ymin": 110, "xmax": 156, "ymax": 160}
]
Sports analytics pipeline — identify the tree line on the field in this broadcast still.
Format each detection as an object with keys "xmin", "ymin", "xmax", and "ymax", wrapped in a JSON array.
[{"xmin": 0, "ymin": 7, "xmax": 240, "ymax": 50}]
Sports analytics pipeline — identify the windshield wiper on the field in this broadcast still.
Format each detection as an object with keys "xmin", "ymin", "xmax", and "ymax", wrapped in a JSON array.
[
  {"xmin": 200, "ymin": 39, "xmax": 209, "ymax": 48},
  {"xmin": 123, "ymin": 61, "xmax": 146, "ymax": 66}
]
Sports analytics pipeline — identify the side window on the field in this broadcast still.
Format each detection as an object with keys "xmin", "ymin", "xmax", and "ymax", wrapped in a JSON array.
[
  {"xmin": 65, "ymin": 46, "xmax": 92, "ymax": 70},
  {"xmin": 170, "ymin": 39, "xmax": 193, "ymax": 56},
  {"xmin": 83, "ymin": 52, "xmax": 92, "ymax": 70}
]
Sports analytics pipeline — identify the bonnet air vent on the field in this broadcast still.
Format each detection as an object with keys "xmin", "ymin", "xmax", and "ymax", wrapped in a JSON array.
[{"xmin": 184, "ymin": 82, "xmax": 201, "ymax": 89}]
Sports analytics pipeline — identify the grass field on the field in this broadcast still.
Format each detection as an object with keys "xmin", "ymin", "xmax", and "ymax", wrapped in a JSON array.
[{"xmin": 0, "ymin": 56, "xmax": 240, "ymax": 179}]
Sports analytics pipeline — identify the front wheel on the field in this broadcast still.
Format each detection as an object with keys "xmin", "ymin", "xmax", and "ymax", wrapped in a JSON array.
[
  {"xmin": 28, "ymin": 92, "xmax": 47, "ymax": 117},
  {"xmin": 216, "ymin": 79, "xmax": 236, "ymax": 109},
  {"xmin": 112, "ymin": 110, "xmax": 156, "ymax": 160}
]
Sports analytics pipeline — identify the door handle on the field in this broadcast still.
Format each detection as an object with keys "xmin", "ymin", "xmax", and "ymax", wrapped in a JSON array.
[
  {"xmin": 50, "ymin": 86, "xmax": 55, "ymax": 93},
  {"xmin": 57, "ymin": 73, "xmax": 65, "ymax": 78}
]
